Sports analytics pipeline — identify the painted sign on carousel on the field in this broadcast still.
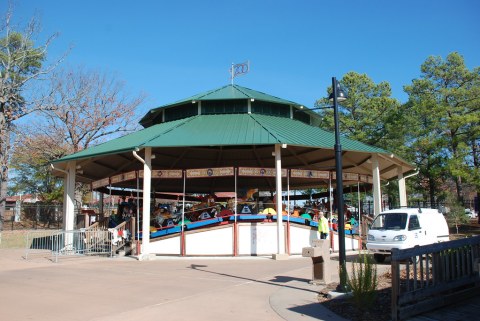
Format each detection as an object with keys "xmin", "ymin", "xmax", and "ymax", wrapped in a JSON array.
[
  {"xmin": 186, "ymin": 167, "xmax": 234, "ymax": 178},
  {"xmin": 359, "ymin": 174, "xmax": 369, "ymax": 183},
  {"xmin": 238, "ymin": 167, "xmax": 287, "ymax": 177},
  {"xmin": 331, "ymin": 172, "xmax": 360, "ymax": 181},
  {"xmin": 110, "ymin": 171, "xmax": 137, "ymax": 184},
  {"xmin": 139, "ymin": 170, "xmax": 183, "ymax": 179},
  {"xmin": 290, "ymin": 169, "xmax": 330, "ymax": 179},
  {"xmin": 91, "ymin": 177, "xmax": 110, "ymax": 189}
]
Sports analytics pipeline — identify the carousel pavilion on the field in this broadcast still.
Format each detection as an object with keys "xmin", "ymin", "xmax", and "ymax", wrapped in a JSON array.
[{"xmin": 51, "ymin": 84, "xmax": 414, "ymax": 259}]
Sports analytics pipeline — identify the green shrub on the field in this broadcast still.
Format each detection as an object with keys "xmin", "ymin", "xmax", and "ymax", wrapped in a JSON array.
[{"xmin": 347, "ymin": 253, "xmax": 378, "ymax": 310}]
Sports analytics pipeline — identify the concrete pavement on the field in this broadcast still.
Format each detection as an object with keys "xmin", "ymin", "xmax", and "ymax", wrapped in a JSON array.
[
  {"xmin": 2, "ymin": 249, "xmax": 477, "ymax": 321},
  {"xmin": 0, "ymin": 249, "xmax": 363, "ymax": 321},
  {"xmin": 270, "ymin": 278, "xmax": 349, "ymax": 321}
]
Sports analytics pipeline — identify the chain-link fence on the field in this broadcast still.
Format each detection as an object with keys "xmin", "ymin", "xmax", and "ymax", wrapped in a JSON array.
[
  {"xmin": 4, "ymin": 203, "xmax": 64, "ymax": 230},
  {"xmin": 3, "ymin": 203, "xmax": 120, "ymax": 231}
]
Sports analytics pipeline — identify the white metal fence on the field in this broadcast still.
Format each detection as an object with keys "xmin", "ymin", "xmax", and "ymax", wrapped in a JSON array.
[{"xmin": 25, "ymin": 229, "xmax": 114, "ymax": 262}]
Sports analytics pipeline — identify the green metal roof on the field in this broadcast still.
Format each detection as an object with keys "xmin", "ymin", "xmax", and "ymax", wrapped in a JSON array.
[
  {"xmin": 52, "ymin": 83, "xmax": 414, "ymax": 185},
  {"xmin": 139, "ymin": 84, "xmax": 304, "ymax": 126},
  {"xmin": 55, "ymin": 113, "xmax": 387, "ymax": 163},
  {"xmin": 160, "ymin": 84, "xmax": 301, "ymax": 107},
  {"xmin": 53, "ymin": 117, "xmax": 187, "ymax": 162}
]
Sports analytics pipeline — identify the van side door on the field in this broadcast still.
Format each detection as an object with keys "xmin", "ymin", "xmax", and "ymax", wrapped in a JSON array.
[{"xmin": 408, "ymin": 215, "xmax": 424, "ymax": 245}]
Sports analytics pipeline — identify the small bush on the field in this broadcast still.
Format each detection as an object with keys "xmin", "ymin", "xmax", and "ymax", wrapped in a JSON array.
[{"xmin": 347, "ymin": 253, "xmax": 378, "ymax": 310}]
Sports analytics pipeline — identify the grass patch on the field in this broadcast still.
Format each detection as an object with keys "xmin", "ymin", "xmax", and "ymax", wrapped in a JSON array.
[{"xmin": 0, "ymin": 230, "xmax": 29, "ymax": 249}]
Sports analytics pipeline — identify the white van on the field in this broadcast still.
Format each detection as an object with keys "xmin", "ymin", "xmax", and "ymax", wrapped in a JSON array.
[{"xmin": 366, "ymin": 208, "xmax": 449, "ymax": 263}]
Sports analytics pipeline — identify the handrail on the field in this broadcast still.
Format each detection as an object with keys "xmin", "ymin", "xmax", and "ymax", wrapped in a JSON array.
[
  {"xmin": 87, "ymin": 221, "xmax": 100, "ymax": 230},
  {"xmin": 85, "ymin": 216, "xmax": 109, "ymax": 230},
  {"xmin": 108, "ymin": 219, "xmax": 134, "ymax": 254}
]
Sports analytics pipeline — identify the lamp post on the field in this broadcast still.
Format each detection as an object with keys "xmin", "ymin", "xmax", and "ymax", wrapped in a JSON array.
[
  {"xmin": 296, "ymin": 77, "xmax": 347, "ymax": 290},
  {"xmin": 329, "ymin": 77, "xmax": 347, "ymax": 292}
]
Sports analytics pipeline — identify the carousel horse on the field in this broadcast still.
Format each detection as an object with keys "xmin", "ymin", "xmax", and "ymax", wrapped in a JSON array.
[{"xmin": 154, "ymin": 207, "xmax": 173, "ymax": 227}]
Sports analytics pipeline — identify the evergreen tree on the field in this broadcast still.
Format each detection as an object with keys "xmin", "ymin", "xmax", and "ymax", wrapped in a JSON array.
[
  {"xmin": 315, "ymin": 72, "xmax": 407, "ymax": 155},
  {"xmin": 404, "ymin": 52, "xmax": 480, "ymax": 204}
]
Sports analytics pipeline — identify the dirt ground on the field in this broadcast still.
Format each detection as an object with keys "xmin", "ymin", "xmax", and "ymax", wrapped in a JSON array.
[
  {"xmin": 317, "ymin": 219, "xmax": 480, "ymax": 321},
  {"xmin": 318, "ymin": 272, "xmax": 392, "ymax": 321},
  {"xmin": 449, "ymin": 218, "xmax": 480, "ymax": 239}
]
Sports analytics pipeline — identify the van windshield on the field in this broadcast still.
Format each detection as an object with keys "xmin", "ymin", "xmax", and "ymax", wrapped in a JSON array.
[{"xmin": 370, "ymin": 213, "xmax": 408, "ymax": 230}]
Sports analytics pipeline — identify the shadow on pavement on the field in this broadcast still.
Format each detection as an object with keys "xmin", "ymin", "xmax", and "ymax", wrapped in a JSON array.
[
  {"xmin": 188, "ymin": 263, "xmax": 318, "ymax": 294},
  {"xmin": 269, "ymin": 275, "xmax": 311, "ymax": 283},
  {"xmin": 288, "ymin": 301, "xmax": 347, "ymax": 321}
]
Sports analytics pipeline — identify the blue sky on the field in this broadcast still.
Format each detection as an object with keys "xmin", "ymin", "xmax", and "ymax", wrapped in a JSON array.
[{"xmin": 6, "ymin": 0, "xmax": 480, "ymax": 117}]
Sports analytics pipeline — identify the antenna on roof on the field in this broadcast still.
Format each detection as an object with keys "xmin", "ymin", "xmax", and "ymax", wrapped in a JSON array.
[{"xmin": 230, "ymin": 61, "xmax": 250, "ymax": 85}]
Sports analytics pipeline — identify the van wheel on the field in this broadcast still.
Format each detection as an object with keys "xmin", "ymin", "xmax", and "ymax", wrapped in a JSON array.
[{"xmin": 374, "ymin": 254, "xmax": 386, "ymax": 263}]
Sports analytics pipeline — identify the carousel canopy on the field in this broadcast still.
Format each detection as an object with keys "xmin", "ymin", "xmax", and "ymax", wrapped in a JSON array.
[
  {"xmin": 139, "ymin": 84, "xmax": 304, "ymax": 127},
  {"xmin": 52, "ymin": 84, "xmax": 415, "ymax": 194}
]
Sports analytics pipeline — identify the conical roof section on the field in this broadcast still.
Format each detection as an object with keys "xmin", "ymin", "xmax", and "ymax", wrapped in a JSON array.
[
  {"xmin": 157, "ymin": 84, "xmax": 301, "ymax": 107},
  {"xmin": 179, "ymin": 84, "xmax": 301, "ymax": 105},
  {"xmin": 140, "ymin": 84, "xmax": 304, "ymax": 127}
]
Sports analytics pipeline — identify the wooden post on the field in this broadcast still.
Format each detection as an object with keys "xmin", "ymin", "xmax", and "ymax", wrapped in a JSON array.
[{"xmin": 391, "ymin": 248, "xmax": 400, "ymax": 321}]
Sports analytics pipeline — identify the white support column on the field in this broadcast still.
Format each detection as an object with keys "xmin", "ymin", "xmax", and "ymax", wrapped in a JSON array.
[
  {"xmin": 63, "ymin": 161, "xmax": 76, "ymax": 231},
  {"xmin": 398, "ymin": 166, "xmax": 407, "ymax": 207},
  {"xmin": 371, "ymin": 155, "xmax": 382, "ymax": 216},
  {"xmin": 273, "ymin": 144, "xmax": 288, "ymax": 260},
  {"xmin": 141, "ymin": 147, "xmax": 152, "ymax": 259}
]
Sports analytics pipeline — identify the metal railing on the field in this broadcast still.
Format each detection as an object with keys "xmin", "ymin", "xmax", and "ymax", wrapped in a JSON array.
[
  {"xmin": 390, "ymin": 236, "xmax": 480, "ymax": 321},
  {"xmin": 25, "ymin": 229, "xmax": 114, "ymax": 262}
]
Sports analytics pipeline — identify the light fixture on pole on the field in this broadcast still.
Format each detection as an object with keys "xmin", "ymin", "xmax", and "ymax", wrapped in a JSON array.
[{"xmin": 329, "ymin": 76, "xmax": 348, "ymax": 292}]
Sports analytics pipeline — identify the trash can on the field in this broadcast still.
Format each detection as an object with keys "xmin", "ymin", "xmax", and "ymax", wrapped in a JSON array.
[{"xmin": 302, "ymin": 239, "xmax": 332, "ymax": 284}]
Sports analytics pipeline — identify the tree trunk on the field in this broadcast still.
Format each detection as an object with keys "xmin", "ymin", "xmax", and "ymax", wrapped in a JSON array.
[
  {"xmin": 427, "ymin": 159, "xmax": 436, "ymax": 205},
  {"xmin": 0, "ymin": 145, "xmax": 9, "ymax": 231},
  {"xmin": 429, "ymin": 177, "xmax": 436, "ymax": 206},
  {"xmin": 0, "ymin": 113, "xmax": 8, "ymax": 232},
  {"xmin": 456, "ymin": 176, "xmax": 464, "ymax": 205},
  {"xmin": 471, "ymin": 140, "xmax": 479, "ymax": 224},
  {"xmin": 0, "ymin": 171, "xmax": 6, "ymax": 232},
  {"xmin": 477, "ymin": 192, "xmax": 480, "ymax": 225},
  {"xmin": 451, "ymin": 142, "xmax": 464, "ymax": 204}
]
